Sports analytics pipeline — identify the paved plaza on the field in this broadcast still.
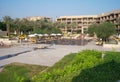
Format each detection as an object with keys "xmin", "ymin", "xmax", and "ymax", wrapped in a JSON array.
[{"xmin": 0, "ymin": 41, "xmax": 120, "ymax": 69}]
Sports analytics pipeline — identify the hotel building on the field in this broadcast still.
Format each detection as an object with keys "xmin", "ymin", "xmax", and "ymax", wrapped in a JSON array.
[
  {"xmin": 56, "ymin": 9, "xmax": 120, "ymax": 34},
  {"xmin": 26, "ymin": 16, "xmax": 51, "ymax": 21}
]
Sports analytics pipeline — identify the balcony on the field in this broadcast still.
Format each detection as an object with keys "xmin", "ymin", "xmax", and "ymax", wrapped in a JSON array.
[
  {"xmin": 78, "ymin": 24, "xmax": 83, "ymax": 26},
  {"xmin": 67, "ymin": 20, "xmax": 71, "ymax": 22}
]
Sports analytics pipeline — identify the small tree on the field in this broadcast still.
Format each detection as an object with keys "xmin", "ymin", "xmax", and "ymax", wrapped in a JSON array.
[
  {"xmin": 69, "ymin": 22, "xmax": 77, "ymax": 34},
  {"xmin": 88, "ymin": 22, "xmax": 116, "ymax": 42},
  {"xmin": 88, "ymin": 23, "xmax": 97, "ymax": 36},
  {"xmin": 116, "ymin": 18, "xmax": 120, "ymax": 35},
  {"xmin": 3, "ymin": 16, "xmax": 12, "ymax": 38}
]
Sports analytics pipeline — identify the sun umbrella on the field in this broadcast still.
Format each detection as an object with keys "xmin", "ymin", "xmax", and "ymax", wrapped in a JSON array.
[
  {"xmin": 33, "ymin": 33, "xmax": 38, "ymax": 36},
  {"xmin": 57, "ymin": 33, "xmax": 62, "ymax": 36},
  {"xmin": 28, "ymin": 34, "xmax": 36, "ymax": 37},
  {"xmin": 38, "ymin": 34, "xmax": 43, "ymax": 37},
  {"xmin": 50, "ymin": 33, "xmax": 56, "ymax": 36},
  {"xmin": 44, "ymin": 34, "xmax": 49, "ymax": 36}
]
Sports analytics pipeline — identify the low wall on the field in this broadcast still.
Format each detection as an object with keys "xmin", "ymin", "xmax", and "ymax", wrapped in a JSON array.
[
  {"xmin": 0, "ymin": 38, "xmax": 18, "ymax": 45},
  {"xmin": 103, "ymin": 42, "xmax": 120, "ymax": 48}
]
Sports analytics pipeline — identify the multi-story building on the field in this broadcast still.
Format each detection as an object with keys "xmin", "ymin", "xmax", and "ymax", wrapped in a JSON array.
[
  {"xmin": 56, "ymin": 15, "xmax": 97, "ymax": 34},
  {"xmin": 26, "ymin": 16, "xmax": 51, "ymax": 21},
  {"xmin": 56, "ymin": 9, "xmax": 120, "ymax": 34},
  {"xmin": 97, "ymin": 10, "xmax": 120, "ymax": 34}
]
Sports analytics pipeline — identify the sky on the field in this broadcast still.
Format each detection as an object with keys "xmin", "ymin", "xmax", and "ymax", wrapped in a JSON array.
[{"xmin": 0, "ymin": 0, "xmax": 120, "ymax": 20}]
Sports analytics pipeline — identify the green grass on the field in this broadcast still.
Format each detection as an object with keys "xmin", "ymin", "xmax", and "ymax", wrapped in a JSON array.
[
  {"xmin": 72, "ymin": 60, "xmax": 120, "ymax": 82},
  {"xmin": 0, "ymin": 63, "xmax": 48, "ymax": 82},
  {"xmin": 47, "ymin": 53, "xmax": 76, "ymax": 71},
  {"xmin": 1, "ymin": 50, "xmax": 120, "ymax": 82},
  {"xmin": 32, "ymin": 50, "xmax": 120, "ymax": 82}
]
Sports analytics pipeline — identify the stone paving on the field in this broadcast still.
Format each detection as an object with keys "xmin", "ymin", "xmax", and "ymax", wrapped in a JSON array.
[{"xmin": 0, "ymin": 41, "xmax": 120, "ymax": 69}]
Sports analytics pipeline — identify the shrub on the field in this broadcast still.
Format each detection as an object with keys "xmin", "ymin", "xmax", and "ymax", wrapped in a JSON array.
[{"xmin": 32, "ymin": 50, "xmax": 103, "ymax": 82}]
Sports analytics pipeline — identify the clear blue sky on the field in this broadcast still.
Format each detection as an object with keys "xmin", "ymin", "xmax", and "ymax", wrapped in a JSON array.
[{"xmin": 0, "ymin": 0, "xmax": 120, "ymax": 19}]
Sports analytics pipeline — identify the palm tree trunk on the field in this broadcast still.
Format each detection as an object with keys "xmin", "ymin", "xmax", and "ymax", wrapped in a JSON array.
[{"xmin": 7, "ymin": 24, "xmax": 10, "ymax": 38}]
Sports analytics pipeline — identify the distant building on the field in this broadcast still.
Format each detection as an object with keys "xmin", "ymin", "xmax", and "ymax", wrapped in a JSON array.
[
  {"xmin": 26, "ymin": 16, "xmax": 51, "ymax": 21},
  {"xmin": 56, "ymin": 9, "xmax": 120, "ymax": 34}
]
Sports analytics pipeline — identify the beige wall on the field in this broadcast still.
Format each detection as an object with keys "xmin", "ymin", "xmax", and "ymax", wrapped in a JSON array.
[
  {"xmin": 56, "ymin": 9, "xmax": 120, "ymax": 34},
  {"xmin": 26, "ymin": 16, "xmax": 51, "ymax": 21}
]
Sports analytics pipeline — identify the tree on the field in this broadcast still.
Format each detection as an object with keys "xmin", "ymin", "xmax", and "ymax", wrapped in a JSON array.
[
  {"xmin": 53, "ymin": 22, "xmax": 66, "ymax": 33},
  {"xmin": 88, "ymin": 22, "xmax": 116, "ymax": 41},
  {"xmin": 13, "ymin": 18, "xmax": 21, "ymax": 35},
  {"xmin": 69, "ymin": 22, "xmax": 77, "ymax": 34},
  {"xmin": 0, "ymin": 21, "xmax": 6, "ymax": 31},
  {"xmin": 3, "ymin": 16, "xmax": 12, "ymax": 37},
  {"xmin": 116, "ymin": 18, "xmax": 120, "ymax": 35},
  {"xmin": 88, "ymin": 23, "xmax": 98, "ymax": 36},
  {"xmin": 31, "ymin": 20, "xmax": 62, "ymax": 34}
]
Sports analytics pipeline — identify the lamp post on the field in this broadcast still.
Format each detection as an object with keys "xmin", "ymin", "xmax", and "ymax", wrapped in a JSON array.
[
  {"xmin": 81, "ymin": 34, "xmax": 84, "ymax": 46},
  {"xmin": 102, "ymin": 49, "xmax": 105, "ymax": 60},
  {"xmin": 101, "ymin": 38, "xmax": 105, "ymax": 60},
  {"xmin": 19, "ymin": 31, "xmax": 23, "ymax": 44}
]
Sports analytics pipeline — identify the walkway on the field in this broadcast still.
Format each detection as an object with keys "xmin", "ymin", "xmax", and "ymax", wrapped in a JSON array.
[{"xmin": 0, "ymin": 41, "xmax": 120, "ymax": 69}]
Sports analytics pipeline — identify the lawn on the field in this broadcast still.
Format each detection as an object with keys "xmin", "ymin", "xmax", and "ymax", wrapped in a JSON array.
[
  {"xmin": 0, "ymin": 63, "xmax": 48, "ymax": 82},
  {"xmin": 32, "ymin": 50, "xmax": 120, "ymax": 82},
  {"xmin": 0, "ymin": 50, "xmax": 120, "ymax": 82}
]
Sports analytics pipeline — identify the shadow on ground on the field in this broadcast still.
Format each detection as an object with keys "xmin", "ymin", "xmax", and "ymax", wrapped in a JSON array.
[{"xmin": 72, "ymin": 60, "xmax": 120, "ymax": 82}]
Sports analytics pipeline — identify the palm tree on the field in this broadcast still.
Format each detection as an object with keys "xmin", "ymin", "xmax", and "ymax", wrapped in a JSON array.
[
  {"xmin": 30, "ymin": 20, "xmax": 36, "ymax": 32},
  {"xmin": 53, "ymin": 22, "xmax": 66, "ymax": 33},
  {"xmin": 33, "ymin": 19, "xmax": 45, "ymax": 32},
  {"xmin": 14, "ymin": 18, "xmax": 21, "ymax": 35},
  {"xmin": 68, "ymin": 22, "xmax": 77, "ymax": 34},
  {"xmin": 21, "ymin": 18, "xmax": 30, "ymax": 34},
  {"xmin": 3, "ymin": 16, "xmax": 12, "ymax": 38},
  {"xmin": 46, "ymin": 21, "xmax": 53, "ymax": 28}
]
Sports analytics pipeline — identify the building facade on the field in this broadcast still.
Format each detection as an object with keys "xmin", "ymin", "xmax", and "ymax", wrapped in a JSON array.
[
  {"xmin": 56, "ymin": 9, "xmax": 120, "ymax": 34},
  {"xmin": 26, "ymin": 16, "xmax": 51, "ymax": 21}
]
